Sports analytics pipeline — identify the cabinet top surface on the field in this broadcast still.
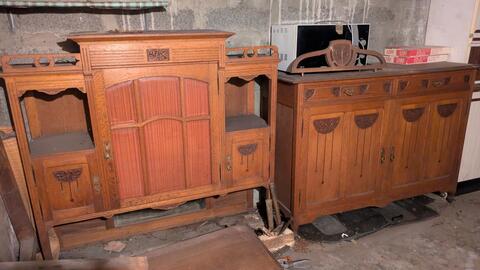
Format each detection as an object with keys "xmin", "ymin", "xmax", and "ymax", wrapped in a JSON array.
[
  {"xmin": 68, "ymin": 29, "xmax": 234, "ymax": 42},
  {"xmin": 278, "ymin": 62, "xmax": 475, "ymax": 84}
]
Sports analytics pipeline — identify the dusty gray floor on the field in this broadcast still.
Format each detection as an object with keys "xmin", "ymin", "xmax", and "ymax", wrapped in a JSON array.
[{"xmin": 62, "ymin": 191, "xmax": 480, "ymax": 270}]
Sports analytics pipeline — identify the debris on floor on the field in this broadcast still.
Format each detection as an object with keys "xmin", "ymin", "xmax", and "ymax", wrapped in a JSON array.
[
  {"xmin": 259, "ymin": 228, "xmax": 295, "ymax": 252},
  {"xmin": 104, "ymin": 241, "xmax": 127, "ymax": 253}
]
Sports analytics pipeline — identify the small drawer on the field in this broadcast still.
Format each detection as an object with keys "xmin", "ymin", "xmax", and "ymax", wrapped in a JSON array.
[
  {"xmin": 303, "ymin": 79, "xmax": 393, "ymax": 102},
  {"xmin": 224, "ymin": 128, "xmax": 270, "ymax": 188},
  {"xmin": 397, "ymin": 71, "xmax": 472, "ymax": 95},
  {"xmin": 33, "ymin": 151, "xmax": 98, "ymax": 222}
]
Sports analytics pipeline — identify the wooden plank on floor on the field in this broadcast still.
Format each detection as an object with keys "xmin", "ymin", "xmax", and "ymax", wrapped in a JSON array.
[
  {"xmin": 145, "ymin": 225, "xmax": 281, "ymax": 270},
  {"xmin": 0, "ymin": 257, "xmax": 148, "ymax": 270}
]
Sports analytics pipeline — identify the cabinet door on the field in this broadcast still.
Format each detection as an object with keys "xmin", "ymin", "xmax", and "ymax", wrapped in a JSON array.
[
  {"xmin": 388, "ymin": 97, "xmax": 467, "ymax": 197},
  {"xmin": 302, "ymin": 102, "xmax": 386, "ymax": 209},
  {"xmin": 304, "ymin": 111, "xmax": 345, "ymax": 206},
  {"xmin": 423, "ymin": 98, "xmax": 466, "ymax": 182},
  {"xmin": 388, "ymin": 100, "xmax": 430, "ymax": 192},
  {"xmin": 103, "ymin": 66, "xmax": 218, "ymax": 205},
  {"xmin": 342, "ymin": 106, "xmax": 386, "ymax": 199}
]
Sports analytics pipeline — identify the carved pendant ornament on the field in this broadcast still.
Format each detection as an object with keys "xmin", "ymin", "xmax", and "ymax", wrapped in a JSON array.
[
  {"xmin": 437, "ymin": 103, "xmax": 457, "ymax": 118},
  {"xmin": 238, "ymin": 143, "xmax": 258, "ymax": 172},
  {"xmin": 402, "ymin": 108, "xmax": 425, "ymax": 122},
  {"xmin": 53, "ymin": 168, "xmax": 83, "ymax": 202},
  {"xmin": 354, "ymin": 113, "xmax": 379, "ymax": 129},
  {"xmin": 313, "ymin": 117, "xmax": 340, "ymax": 134}
]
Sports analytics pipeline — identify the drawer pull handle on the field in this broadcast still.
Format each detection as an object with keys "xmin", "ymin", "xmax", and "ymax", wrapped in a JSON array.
[
  {"xmin": 380, "ymin": 148, "xmax": 386, "ymax": 164},
  {"xmin": 344, "ymin": 88, "xmax": 355, "ymax": 96},
  {"xmin": 389, "ymin": 146, "xmax": 395, "ymax": 162}
]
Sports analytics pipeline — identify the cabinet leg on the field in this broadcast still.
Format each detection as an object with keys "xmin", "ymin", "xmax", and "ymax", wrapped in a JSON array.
[
  {"xmin": 47, "ymin": 228, "xmax": 60, "ymax": 259},
  {"xmin": 36, "ymin": 223, "xmax": 53, "ymax": 259},
  {"xmin": 105, "ymin": 217, "xmax": 116, "ymax": 230}
]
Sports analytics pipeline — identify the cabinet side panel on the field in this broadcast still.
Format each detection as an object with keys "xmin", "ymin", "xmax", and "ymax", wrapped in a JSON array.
[
  {"xmin": 111, "ymin": 128, "xmax": 144, "ymax": 199},
  {"xmin": 186, "ymin": 120, "xmax": 212, "ymax": 188},
  {"xmin": 275, "ymin": 103, "xmax": 294, "ymax": 211}
]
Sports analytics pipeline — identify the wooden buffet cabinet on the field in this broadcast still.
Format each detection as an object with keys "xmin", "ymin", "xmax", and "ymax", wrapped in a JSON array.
[
  {"xmin": 0, "ymin": 31, "xmax": 278, "ymax": 258},
  {"xmin": 275, "ymin": 63, "xmax": 476, "ymax": 229}
]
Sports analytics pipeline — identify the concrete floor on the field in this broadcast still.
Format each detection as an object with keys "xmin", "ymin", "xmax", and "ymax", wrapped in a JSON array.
[{"xmin": 61, "ymin": 191, "xmax": 480, "ymax": 270}]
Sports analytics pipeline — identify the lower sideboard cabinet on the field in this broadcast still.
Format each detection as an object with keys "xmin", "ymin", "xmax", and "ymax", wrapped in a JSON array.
[{"xmin": 275, "ymin": 64, "xmax": 475, "ymax": 229}]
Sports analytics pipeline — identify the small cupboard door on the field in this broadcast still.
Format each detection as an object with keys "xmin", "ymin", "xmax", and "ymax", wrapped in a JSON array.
[
  {"xmin": 423, "ymin": 98, "xmax": 466, "ymax": 183},
  {"xmin": 301, "ymin": 102, "xmax": 386, "ymax": 209},
  {"xmin": 103, "ymin": 66, "xmax": 218, "ymax": 205},
  {"xmin": 224, "ymin": 128, "xmax": 270, "ymax": 188}
]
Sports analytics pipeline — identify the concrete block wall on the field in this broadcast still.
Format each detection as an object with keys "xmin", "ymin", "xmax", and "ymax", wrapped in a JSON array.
[{"xmin": 0, "ymin": 0, "xmax": 430, "ymax": 126}]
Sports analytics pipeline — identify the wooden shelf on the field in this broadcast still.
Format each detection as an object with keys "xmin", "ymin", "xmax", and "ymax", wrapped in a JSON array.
[
  {"xmin": 226, "ymin": 114, "xmax": 268, "ymax": 132},
  {"xmin": 29, "ymin": 132, "xmax": 94, "ymax": 157}
]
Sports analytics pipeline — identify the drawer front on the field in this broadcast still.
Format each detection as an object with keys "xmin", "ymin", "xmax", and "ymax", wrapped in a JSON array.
[
  {"xmin": 33, "ymin": 152, "xmax": 97, "ymax": 222},
  {"xmin": 397, "ymin": 70, "xmax": 472, "ymax": 96},
  {"xmin": 303, "ymin": 79, "xmax": 393, "ymax": 103}
]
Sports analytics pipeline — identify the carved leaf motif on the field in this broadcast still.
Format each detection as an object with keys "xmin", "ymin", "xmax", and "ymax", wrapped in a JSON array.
[
  {"xmin": 53, "ymin": 168, "xmax": 83, "ymax": 183},
  {"xmin": 384, "ymin": 81, "xmax": 392, "ymax": 93},
  {"xmin": 402, "ymin": 108, "xmax": 425, "ymax": 122},
  {"xmin": 354, "ymin": 113, "xmax": 379, "ymax": 129},
  {"xmin": 304, "ymin": 89, "xmax": 315, "ymax": 100},
  {"xmin": 238, "ymin": 144, "xmax": 258, "ymax": 156},
  {"xmin": 437, "ymin": 103, "xmax": 457, "ymax": 118},
  {"xmin": 399, "ymin": 80, "xmax": 410, "ymax": 92},
  {"xmin": 313, "ymin": 117, "xmax": 340, "ymax": 134}
]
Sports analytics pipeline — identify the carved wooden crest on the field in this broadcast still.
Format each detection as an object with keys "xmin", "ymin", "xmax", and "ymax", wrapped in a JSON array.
[
  {"xmin": 287, "ymin": 40, "xmax": 386, "ymax": 75},
  {"xmin": 147, "ymin": 48, "xmax": 169, "ymax": 62},
  {"xmin": 437, "ymin": 103, "xmax": 457, "ymax": 118},
  {"xmin": 313, "ymin": 117, "xmax": 340, "ymax": 134},
  {"xmin": 354, "ymin": 113, "xmax": 379, "ymax": 129},
  {"xmin": 402, "ymin": 108, "xmax": 425, "ymax": 122}
]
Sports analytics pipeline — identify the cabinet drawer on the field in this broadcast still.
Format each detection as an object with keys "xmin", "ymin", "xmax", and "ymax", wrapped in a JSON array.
[
  {"xmin": 225, "ymin": 128, "xmax": 270, "ymax": 188},
  {"xmin": 397, "ymin": 70, "xmax": 472, "ymax": 95},
  {"xmin": 303, "ymin": 79, "xmax": 393, "ymax": 103},
  {"xmin": 33, "ymin": 151, "xmax": 98, "ymax": 222}
]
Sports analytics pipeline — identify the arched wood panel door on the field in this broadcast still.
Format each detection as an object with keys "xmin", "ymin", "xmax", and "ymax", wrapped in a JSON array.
[{"xmin": 105, "ymin": 76, "xmax": 213, "ymax": 202}]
